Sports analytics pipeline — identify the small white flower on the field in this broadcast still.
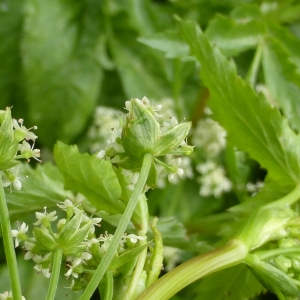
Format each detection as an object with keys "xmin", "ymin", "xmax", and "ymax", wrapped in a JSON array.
[
  {"xmin": 1, "ymin": 167, "xmax": 22, "ymax": 191},
  {"xmin": 123, "ymin": 233, "xmax": 147, "ymax": 244},
  {"xmin": 34, "ymin": 265, "xmax": 51, "ymax": 278},
  {"xmin": 166, "ymin": 156, "xmax": 184, "ymax": 183},
  {"xmin": 13, "ymin": 118, "xmax": 38, "ymax": 141},
  {"xmin": 57, "ymin": 199, "xmax": 81, "ymax": 214},
  {"xmin": 34, "ymin": 207, "xmax": 58, "ymax": 226},
  {"xmin": 17, "ymin": 140, "xmax": 41, "ymax": 162},
  {"xmin": 11, "ymin": 222, "xmax": 28, "ymax": 247},
  {"xmin": 246, "ymin": 181, "xmax": 264, "ymax": 196}
]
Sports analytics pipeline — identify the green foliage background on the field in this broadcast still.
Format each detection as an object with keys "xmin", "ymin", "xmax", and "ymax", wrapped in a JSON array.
[{"xmin": 1, "ymin": 0, "xmax": 300, "ymax": 299}]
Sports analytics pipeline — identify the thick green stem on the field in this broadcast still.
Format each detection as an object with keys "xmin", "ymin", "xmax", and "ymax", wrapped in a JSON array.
[
  {"xmin": 137, "ymin": 240, "xmax": 247, "ymax": 300},
  {"xmin": 46, "ymin": 248, "xmax": 62, "ymax": 300},
  {"xmin": 80, "ymin": 153, "xmax": 153, "ymax": 300},
  {"xmin": 245, "ymin": 44, "xmax": 262, "ymax": 88},
  {"xmin": 0, "ymin": 179, "xmax": 22, "ymax": 300}
]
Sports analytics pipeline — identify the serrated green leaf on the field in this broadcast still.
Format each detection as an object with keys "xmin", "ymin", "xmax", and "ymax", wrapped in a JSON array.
[
  {"xmin": 54, "ymin": 141, "xmax": 125, "ymax": 215},
  {"xmin": 21, "ymin": 0, "xmax": 103, "ymax": 147},
  {"xmin": 6, "ymin": 162, "xmax": 73, "ymax": 221},
  {"xmin": 205, "ymin": 15, "xmax": 265, "ymax": 57},
  {"xmin": 193, "ymin": 265, "xmax": 265, "ymax": 300},
  {"xmin": 262, "ymin": 37, "xmax": 300, "ymax": 132},
  {"xmin": 178, "ymin": 19, "xmax": 300, "ymax": 185}
]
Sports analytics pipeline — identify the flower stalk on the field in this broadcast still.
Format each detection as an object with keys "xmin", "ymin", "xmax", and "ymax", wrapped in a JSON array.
[{"xmin": 0, "ymin": 178, "xmax": 22, "ymax": 300}]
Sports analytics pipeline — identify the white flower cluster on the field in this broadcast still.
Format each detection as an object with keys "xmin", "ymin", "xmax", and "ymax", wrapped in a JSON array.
[
  {"xmin": 196, "ymin": 161, "xmax": 232, "ymax": 198},
  {"xmin": 246, "ymin": 181, "xmax": 264, "ymax": 196},
  {"xmin": 87, "ymin": 106, "xmax": 123, "ymax": 153},
  {"xmin": 192, "ymin": 118, "xmax": 226, "ymax": 158},
  {"xmin": 11, "ymin": 199, "xmax": 146, "ymax": 290}
]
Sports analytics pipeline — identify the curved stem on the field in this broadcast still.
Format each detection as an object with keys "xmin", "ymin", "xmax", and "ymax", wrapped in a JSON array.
[
  {"xmin": 137, "ymin": 240, "xmax": 247, "ymax": 300},
  {"xmin": 80, "ymin": 153, "xmax": 153, "ymax": 300},
  {"xmin": 0, "ymin": 179, "xmax": 22, "ymax": 300},
  {"xmin": 46, "ymin": 248, "xmax": 62, "ymax": 300}
]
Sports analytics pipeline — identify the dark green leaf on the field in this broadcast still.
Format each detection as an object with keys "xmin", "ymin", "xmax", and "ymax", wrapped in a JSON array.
[
  {"xmin": 22, "ymin": 0, "xmax": 103, "ymax": 147},
  {"xmin": 54, "ymin": 141, "xmax": 125, "ymax": 215},
  {"xmin": 0, "ymin": 0, "xmax": 23, "ymax": 108}
]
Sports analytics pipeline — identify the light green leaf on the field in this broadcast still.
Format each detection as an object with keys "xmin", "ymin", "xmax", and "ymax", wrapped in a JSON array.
[
  {"xmin": 54, "ymin": 141, "xmax": 125, "ymax": 215},
  {"xmin": 138, "ymin": 32, "xmax": 190, "ymax": 59},
  {"xmin": 21, "ymin": 0, "xmax": 103, "ymax": 147},
  {"xmin": 6, "ymin": 162, "xmax": 73, "ymax": 221},
  {"xmin": 193, "ymin": 265, "xmax": 265, "ymax": 300},
  {"xmin": 178, "ymin": 19, "xmax": 300, "ymax": 185},
  {"xmin": 205, "ymin": 15, "xmax": 265, "ymax": 57},
  {"xmin": 262, "ymin": 37, "xmax": 300, "ymax": 132}
]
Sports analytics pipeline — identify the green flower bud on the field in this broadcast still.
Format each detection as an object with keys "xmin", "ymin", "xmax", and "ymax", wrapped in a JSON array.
[
  {"xmin": 33, "ymin": 227, "xmax": 57, "ymax": 251},
  {"xmin": 121, "ymin": 98, "xmax": 160, "ymax": 158}
]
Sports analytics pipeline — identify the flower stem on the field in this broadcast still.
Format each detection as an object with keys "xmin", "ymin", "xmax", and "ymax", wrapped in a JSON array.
[
  {"xmin": 0, "ymin": 179, "xmax": 22, "ymax": 300},
  {"xmin": 80, "ymin": 153, "xmax": 153, "ymax": 300},
  {"xmin": 137, "ymin": 240, "xmax": 247, "ymax": 300},
  {"xmin": 46, "ymin": 248, "xmax": 62, "ymax": 300}
]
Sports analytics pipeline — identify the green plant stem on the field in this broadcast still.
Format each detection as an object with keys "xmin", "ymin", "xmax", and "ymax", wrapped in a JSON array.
[
  {"xmin": 245, "ymin": 44, "xmax": 262, "ymax": 88},
  {"xmin": 80, "ymin": 153, "xmax": 153, "ymax": 300},
  {"xmin": 137, "ymin": 239, "xmax": 248, "ymax": 300},
  {"xmin": 104, "ymin": 271, "xmax": 114, "ymax": 300},
  {"xmin": 124, "ymin": 196, "xmax": 149, "ymax": 300},
  {"xmin": 125, "ymin": 236, "xmax": 148, "ymax": 300},
  {"xmin": 253, "ymin": 247, "xmax": 300, "ymax": 260},
  {"xmin": 46, "ymin": 248, "xmax": 62, "ymax": 300},
  {"xmin": 0, "ymin": 179, "xmax": 22, "ymax": 300}
]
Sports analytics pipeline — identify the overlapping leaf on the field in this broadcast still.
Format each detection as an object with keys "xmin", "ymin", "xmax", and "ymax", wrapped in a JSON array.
[
  {"xmin": 54, "ymin": 142, "xmax": 125, "ymax": 215},
  {"xmin": 178, "ymin": 19, "xmax": 300, "ymax": 186}
]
